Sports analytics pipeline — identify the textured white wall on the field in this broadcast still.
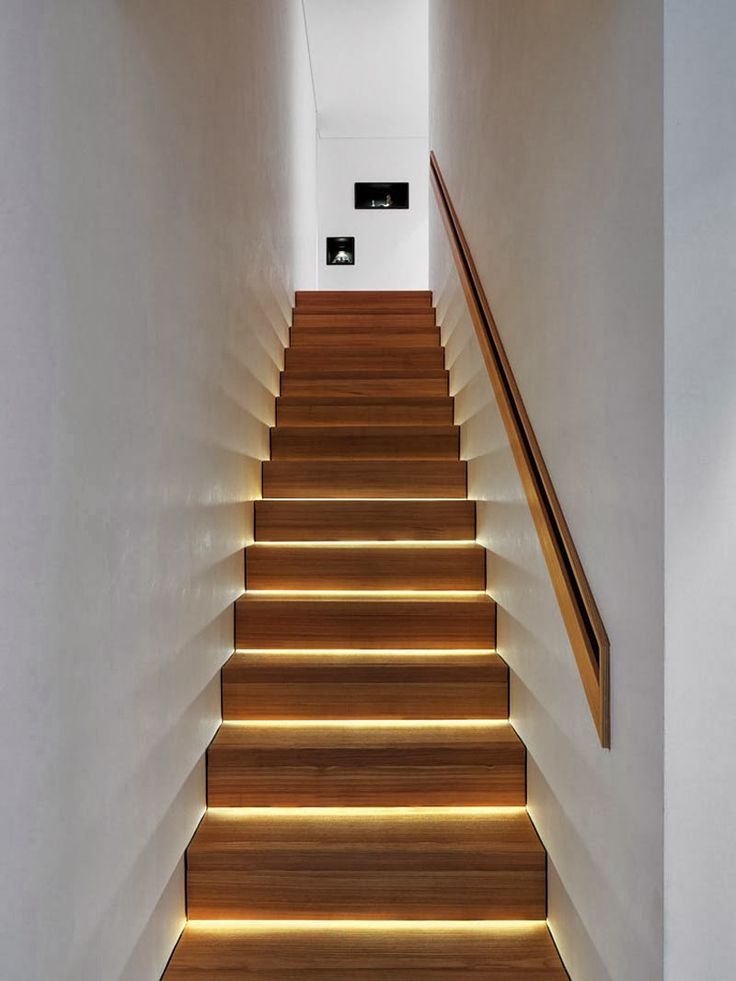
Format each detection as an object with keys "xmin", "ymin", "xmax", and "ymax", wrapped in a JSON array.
[
  {"xmin": 317, "ymin": 137, "xmax": 429, "ymax": 290},
  {"xmin": 429, "ymin": 2, "xmax": 664, "ymax": 979},
  {"xmin": 0, "ymin": 3, "xmax": 315, "ymax": 980},
  {"xmin": 664, "ymin": 2, "xmax": 736, "ymax": 978}
]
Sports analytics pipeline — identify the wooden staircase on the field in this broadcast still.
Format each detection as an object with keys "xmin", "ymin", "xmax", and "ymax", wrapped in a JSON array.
[{"xmin": 164, "ymin": 291, "xmax": 567, "ymax": 979}]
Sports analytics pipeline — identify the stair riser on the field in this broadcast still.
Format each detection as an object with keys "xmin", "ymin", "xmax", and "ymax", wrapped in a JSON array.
[
  {"xmin": 223, "ymin": 681, "xmax": 508, "ymax": 721},
  {"xmin": 280, "ymin": 375, "xmax": 449, "ymax": 397},
  {"xmin": 295, "ymin": 290, "xmax": 433, "ymax": 311},
  {"xmin": 164, "ymin": 926, "xmax": 568, "ymax": 980},
  {"xmin": 246, "ymin": 546, "xmax": 484, "ymax": 590},
  {"xmin": 276, "ymin": 398, "xmax": 455, "ymax": 427},
  {"xmin": 270, "ymin": 428, "xmax": 459, "ymax": 461},
  {"xmin": 292, "ymin": 312, "xmax": 437, "ymax": 328},
  {"xmin": 254, "ymin": 500, "xmax": 476, "ymax": 541},
  {"xmin": 222, "ymin": 655, "xmax": 508, "ymax": 721},
  {"xmin": 284, "ymin": 349, "xmax": 445, "ymax": 373},
  {"xmin": 261, "ymin": 461, "xmax": 467, "ymax": 499},
  {"xmin": 186, "ymin": 872, "xmax": 546, "ymax": 921},
  {"xmin": 207, "ymin": 753, "xmax": 525, "ymax": 807},
  {"xmin": 235, "ymin": 599, "xmax": 495, "ymax": 649},
  {"xmin": 290, "ymin": 330, "xmax": 441, "ymax": 348}
]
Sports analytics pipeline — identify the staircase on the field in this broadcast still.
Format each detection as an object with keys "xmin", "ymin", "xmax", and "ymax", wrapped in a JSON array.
[{"xmin": 164, "ymin": 291, "xmax": 567, "ymax": 979}]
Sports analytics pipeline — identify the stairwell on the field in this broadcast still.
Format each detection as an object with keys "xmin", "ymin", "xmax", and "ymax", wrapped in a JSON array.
[{"xmin": 164, "ymin": 291, "xmax": 567, "ymax": 978}]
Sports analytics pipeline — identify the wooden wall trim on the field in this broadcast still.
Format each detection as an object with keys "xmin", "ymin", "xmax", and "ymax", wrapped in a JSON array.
[{"xmin": 430, "ymin": 151, "xmax": 610, "ymax": 748}]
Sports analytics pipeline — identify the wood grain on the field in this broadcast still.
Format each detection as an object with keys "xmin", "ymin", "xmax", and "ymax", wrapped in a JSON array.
[
  {"xmin": 290, "ymin": 328, "xmax": 441, "ymax": 347},
  {"xmin": 261, "ymin": 460, "xmax": 467, "ymax": 499},
  {"xmin": 235, "ymin": 594, "xmax": 496, "ymax": 650},
  {"xmin": 222, "ymin": 651, "xmax": 509, "ymax": 720},
  {"xmin": 162, "ymin": 289, "xmax": 566, "ymax": 981},
  {"xmin": 292, "ymin": 311, "xmax": 437, "ymax": 329},
  {"xmin": 246, "ymin": 544, "xmax": 484, "ymax": 590},
  {"xmin": 276, "ymin": 396, "xmax": 455, "ymax": 427},
  {"xmin": 186, "ymin": 810, "xmax": 546, "ymax": 920},
  {"xmin": 207, "ymin": 721, "xmax": 525, "ymax": 807},
  {"xmin": 254, "ymin": 499, "xmax": 476, "ymax": 541},
  {"xmin": 280, "ymin": 371, "xmax": 449, "ymax": 397},
  {"xmin": 284, "ymin": 348, "xmax": 445, "ymax": 373},
  {"xmin": 270, "ymin": 426, "xmax": 459, "ymax": 461},
  {"xmin": 165, "ymin": 922, "xmax": 568, "ymax": 980},
  {"xmin": 295, "ymin": 289, "xmax": 433, "ymax": 310}
]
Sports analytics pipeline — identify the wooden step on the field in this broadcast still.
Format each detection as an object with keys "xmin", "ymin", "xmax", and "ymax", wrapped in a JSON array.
[
  {"xmin": 262, "ymin": 460, "xmax": 467, "ymax": 499},
  {"xmin": 235, "ymin": 594, "xmax": 495, "ymax": 649},
  {"xmin": 207, "ymin": 722, "xmax": 524, "ymax": 807},
  {"xmin": 185, "ymin": 809, "xmax": 546, "ymax": 920},
  {"xmin": 292, "ymin": 307, "xmax": 437, "ymax": 330},
  {"xmin": 254, "ymin": 499, "xmax": 476, "ymax": 541},
  {"xmin": 270, "ymin": 426, "xmax": 459, "ymax": 461},
  {"xmin": 290, "ymin": 328, "xmax": 441, "ymax": 347},
  {"xmin": 280, "ymin": 371, "xmax": 448, "ymax": 398},
  {"xmin": 295, "ymin": 289, "xmax": 433, "ymax": 311},
  {"xmin": 284, "ymin": 348, "xmax": 444, "ymax": 373},
  {"xmin": 276, "ymin": 396, "xmax": 455, "ymax": 427},
  {"xmin": 165, "ymin": 922, "xmax": 567, "ymax": 979},
  {"xmin": 292, "ymin": 311, "xmax": 437, "ymax": 329},
  {"xmin": 222, "ymin": 651, "xmax": 508, "ymax": 720},
  {"xmin": 246, "ymin": 544, "xmax": 485, "ymax": 590}
]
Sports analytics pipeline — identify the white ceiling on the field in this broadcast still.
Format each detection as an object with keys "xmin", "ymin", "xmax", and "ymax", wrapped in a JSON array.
[{"xmin": 303, "ymin": 0, "xmax": 428, "ymax": 139}]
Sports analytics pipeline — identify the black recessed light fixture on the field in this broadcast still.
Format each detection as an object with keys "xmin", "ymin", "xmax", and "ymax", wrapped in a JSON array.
[
  {"xmin": 326, "ymin": 236, "xmax": 355, "ymax": 266},
  {"xmin": 355, "ymin": 182, "xmax": 409, "ymax": 210}
]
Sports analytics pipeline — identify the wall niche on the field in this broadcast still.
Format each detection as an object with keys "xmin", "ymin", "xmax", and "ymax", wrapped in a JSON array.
[
  {"xmin": 326, "ymin": 236, "xmax": 355, "ymax": 265},
  {"xmin": 354, "ymin": 182, "xmax": 409, "ymax": 210}
]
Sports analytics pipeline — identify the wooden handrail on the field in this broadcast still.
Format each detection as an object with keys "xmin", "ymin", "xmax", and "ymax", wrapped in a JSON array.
[{"xmin": 430, "ymin": 151, "xmax": 610, "ymax": 747}]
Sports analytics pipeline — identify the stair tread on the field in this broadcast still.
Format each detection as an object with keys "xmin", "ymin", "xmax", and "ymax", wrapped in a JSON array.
[
  {"xmin": 281, "ymin": 369, "xmax": 448, "ymax": 378},
  {"xmin": 272, "ymin": 425, "xmax": 458, "ymax": 436},
  {"xmin": 277, "ymin": 395, "xmax": 453, "ymax": 406},
  {"xmin": 224, "ymin": 650, "xmax": 502, "ymax": 677},
  {"xmin": 190, "ymin": 809, "xmax": 542, "ymax": 859},
  {"xmin": 211, "ymin": 719, "xmax": 522, "ymax": 750},
  {"xmin": 285, "ymin": 347, "xmax": 443, "ymax": 356},
  {"xmin": 238, "ymin": 592, "xmax": 492, "ymax": 604},
  {"xmin": 227, "ymin": 650, "xmax": 500, "ymax": 664},
  {"xmin": 277, "ymin": 395, "xmax": 453, "ymax": 404},
  {"xmin": 165, "ymin": 922, "xmax": 567, "ymax": 980}
]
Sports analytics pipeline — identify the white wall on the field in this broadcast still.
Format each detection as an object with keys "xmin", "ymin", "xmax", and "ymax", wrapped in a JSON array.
[
  {"xmin": 304, "ymin": 0, "xmax": 428, "ymax": 139},
  {"xmin": 664, "ymin": 2, "xmax": 736, "ymax": 978},
  {"xmin": 429, "ymin": 3, "xmax": 664, "ymax": 979},
  {"xmin": 291, "ymin": 2, "xmax": 320, "ymax": 289},
  {"xmin": 317, "ymin": 138, "xmax": 428, "ymax": 290},
  {"xmin": 304, "ymin": 0, "xmax": 429, "ymax": 290},
  {"xmin": 0, "ymin": 3, "xmax": 315, "ymax": 980}
]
